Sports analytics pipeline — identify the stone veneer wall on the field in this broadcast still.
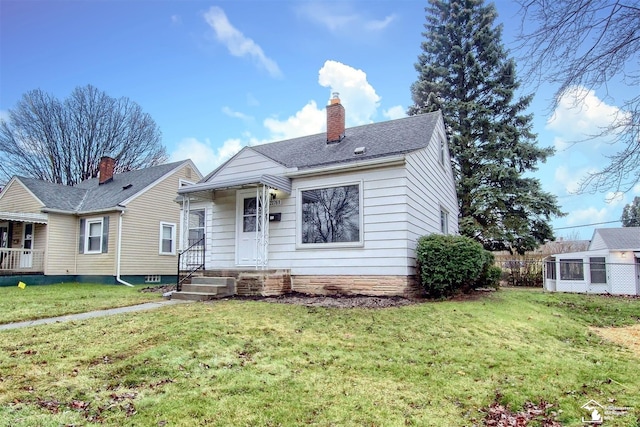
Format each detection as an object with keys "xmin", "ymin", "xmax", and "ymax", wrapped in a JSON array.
[
  {"xmin": 291, "ymin": 275, "xmax": 422, "ymax": 298},
  {"xmin": 200, "ymin": 269, "xmax": 421, "ymax": 297}
]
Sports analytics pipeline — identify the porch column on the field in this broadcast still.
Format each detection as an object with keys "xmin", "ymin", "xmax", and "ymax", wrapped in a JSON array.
[
  {"xmin": 181, "ymin": 195, "xmax": 191, "ymax": 251},
  {"xmin": 255, "ymin": 185, "xmax": 270, "ymax": 269}
]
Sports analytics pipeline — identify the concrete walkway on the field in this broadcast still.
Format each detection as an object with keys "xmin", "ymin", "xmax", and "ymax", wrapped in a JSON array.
[{"xmin": 0, "ymin": 299, "xmax": 190, "ymax": 331}]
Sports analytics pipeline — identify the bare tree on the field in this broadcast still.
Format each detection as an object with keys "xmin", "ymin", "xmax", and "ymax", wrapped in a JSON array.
[
  {"xmin": 0, "ymin": 85, "xmax": 167, "ymax": 185},
  {"xmin": 517, "ymin": 0, "xmax": 640, "ymax": 193}
]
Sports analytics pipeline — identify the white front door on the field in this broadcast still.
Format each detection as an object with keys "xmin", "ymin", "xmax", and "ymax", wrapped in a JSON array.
[
  {"xmin": 20, "ymin": 223, "xmax": 33, "ymax": 268},
  {"xmin": 236, "ymin": 189, "xmax": 259, "ymax": 266}
]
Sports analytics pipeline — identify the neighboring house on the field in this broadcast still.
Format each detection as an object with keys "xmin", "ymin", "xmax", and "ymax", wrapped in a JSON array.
[
  {"xmin": 544, "ymin": 227, "xmax": 640, "ymax": 295},
  {"xmin": 0, "ymin": 158, "xmax": 202, "ymax": 286},
  {"xmin": 176, "ymin": 94, "xmax": 459, "ymax": 297}
]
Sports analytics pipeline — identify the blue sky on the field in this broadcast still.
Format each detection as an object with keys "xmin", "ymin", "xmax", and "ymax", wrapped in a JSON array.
[{"xmin": 1, "ymin": 0, "xmax": 637, "ymax": 241}]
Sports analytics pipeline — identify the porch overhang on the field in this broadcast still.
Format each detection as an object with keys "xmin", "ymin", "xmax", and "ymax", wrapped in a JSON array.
[
  {"xmin": 0, "ymin": 212, "xmax": 48, "ymax": 224},
  {"xmin": 178, "ymin": 174, "xmax": 291, "ymax": 198}
]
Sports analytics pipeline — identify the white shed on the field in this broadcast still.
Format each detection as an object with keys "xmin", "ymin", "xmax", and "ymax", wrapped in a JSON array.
[{"xmin": 544, "ymin": 227, "xmax": 640, "ymax": 295}]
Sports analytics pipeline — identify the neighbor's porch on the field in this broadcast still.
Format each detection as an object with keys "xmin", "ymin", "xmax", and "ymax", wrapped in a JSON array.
[{"xmin": 0, "ymin": 213, "xmax": 47, "ymax": 275}]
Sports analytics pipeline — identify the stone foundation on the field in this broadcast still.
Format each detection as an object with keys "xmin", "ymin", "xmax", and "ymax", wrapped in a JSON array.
[
  {"xmin": 199, "ymin": 270, "xmax": 422, "ymax": 297},
  {"xmin": 292, "ymin": 275, "xmax": 422, "ymax": 298},
  {"xmin": 202, "ymin": 269, "xmax": 291, "ymax": 297}
]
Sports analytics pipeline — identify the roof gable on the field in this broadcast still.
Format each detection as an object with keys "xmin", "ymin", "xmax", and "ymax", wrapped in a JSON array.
[
  {"xmin": 201, "ymin": 146, "xmax": 287, "ymax": 183},
  {"xmin": 75, "ymin": 160, "xmax": 194, "ymax": 212},
  {"xmin": 13, "ymin": 177, "xmax": 85, "ymax": 211},
  {"xmin": 589, "ymin": 227, "xmax": 640, "ymax": 251},
  {"xmin": 7, "ymin": 160, "xmax": 196, "ymax": 214},
  {"xmin": 251, "ymin": 111, "xmax": 442, "ymax": 170}
]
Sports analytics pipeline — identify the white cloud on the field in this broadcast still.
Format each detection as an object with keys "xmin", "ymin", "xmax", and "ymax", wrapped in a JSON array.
[
  {"xmin": 566, "ymin": 206, "xmax": 609, "ymax": 226},
  {"xmin": 170, "ymin": 15, "xmax": 181, "ymax": 26},
  {"xmin": 169, "ymin": 137, "xmax": 242, "ymax": 174},
  {"xmin": 318, "ymin": 60, "xmax": 381, "ymax": 126},
  {"xmin": 260, "ymin": 61, "xmax": 382, "ymax": 141},
  {"xmin": 263, "ymin": 101, "xmax": 325, "ymax": 141},
  {"xmin": 296, "ymin": 2, "xmax": 396, "ymax": 34},
  {"xmin": 203, "ymin": 6, "xmax": 282, "ymax": 78},
  {"xmin": 222, "ymin": 106, "xmax": 253, "ymax": 122},
  {"xmin": 383, "ymin": 105, "xmax": 406, "ymax": 120},
  {"xmin": 546, "ymin": 86, "xmax": 627, "ymax": 140}
]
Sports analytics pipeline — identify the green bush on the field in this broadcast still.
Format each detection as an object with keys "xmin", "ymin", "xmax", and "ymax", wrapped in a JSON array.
[{"xmin": 416, "ymin": 234, "xmax": 500, "ymax": 297}]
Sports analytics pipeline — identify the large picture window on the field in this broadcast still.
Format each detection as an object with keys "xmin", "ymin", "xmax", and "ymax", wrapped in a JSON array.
[
  {"xmin": 559, "ymin": 259, "xmax": 584, "ymax": 280},
  {"xmin": 301, "ymin": 183, "xmax": 361, "ymax": 245}
]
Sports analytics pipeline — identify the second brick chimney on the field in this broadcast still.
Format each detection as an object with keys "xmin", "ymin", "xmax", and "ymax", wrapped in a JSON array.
[
  {"xmin": 326, "ymin": 92, "xmax": 345, "ymax": 143},
  {"xmin": 99, "ymin": 156, "xmax": 115, "ymax": 185}
]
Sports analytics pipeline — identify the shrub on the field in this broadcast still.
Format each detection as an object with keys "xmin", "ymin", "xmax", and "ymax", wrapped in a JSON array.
[{"xmin": 416, "ymin": 234, "xmax": 499, "ymax": 297}]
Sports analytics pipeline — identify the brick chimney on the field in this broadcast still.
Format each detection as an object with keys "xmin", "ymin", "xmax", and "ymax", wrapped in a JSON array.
[
  {"xmin": 326, "ymin": 92, "xmax": 345, "ymax": 143},
  {"xmin": 99, "ymin": 156, "xmax": 115, "ymax": 185}
]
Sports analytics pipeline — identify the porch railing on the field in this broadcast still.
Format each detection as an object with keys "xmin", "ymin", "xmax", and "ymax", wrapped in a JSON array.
[
  {"xmin": 0, "ymin": 248, "xmax": 45, "ymax": 273},
  {"xmin": 176, "ymin": 237, "xmax": 205, "ymax": 291}
]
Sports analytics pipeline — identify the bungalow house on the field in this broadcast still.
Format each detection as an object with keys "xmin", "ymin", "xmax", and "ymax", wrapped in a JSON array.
[
  {"xmin": 175, "ymin": 94, "xmax": 459, "ymax": 297},
  {"xmin": 543, "ymin": 227, "xmax": 640, "ymax": 295},
  {"xmin": 0, "ymin": 158, "xmax": 201, "ymax": 286}
]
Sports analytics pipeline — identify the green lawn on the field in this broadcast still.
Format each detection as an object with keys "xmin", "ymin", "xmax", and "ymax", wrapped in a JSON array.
[
  {"xmin": 0, "ymin": 287, "xmax": 638, "ymax": 426},
  {"xmin": 0, "ymin": 282, "xmax": 164, "ymax": 324}
]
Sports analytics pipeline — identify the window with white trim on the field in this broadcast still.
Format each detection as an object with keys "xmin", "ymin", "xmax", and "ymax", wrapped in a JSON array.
[
  {"xmin": 300, "ymin": 183, "xmax": 362, "ymax": 246},
  {"xmin": 439, "ymin": 138, "xmax": 446, "ymax": 166},
  {"xmin": 159, "ymin": 222, "xmax": 176, "ymax": 255},
  {"xmin": 440, "ymin": 209, "xmax": 449, "ymax": 234},
  {"xmin": 188, "ymin": 209, "xmax": 205, "ymax": 246},
  {"xmin": 79, "ymin": 216, "xmax": 109, "ymax": 254}
]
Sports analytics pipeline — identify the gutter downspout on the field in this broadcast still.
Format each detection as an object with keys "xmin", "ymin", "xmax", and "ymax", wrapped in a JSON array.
[{"xmin": 116, "ymin": 210, "xmax": 134, "ymax": 287}]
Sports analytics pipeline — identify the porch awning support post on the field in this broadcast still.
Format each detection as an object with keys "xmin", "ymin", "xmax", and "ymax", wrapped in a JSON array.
[
  {"xmin": 255, "ymin": 185, "xmax": 269, "ymax": 270},
  {"xmin": 181, "ymin": 195, "xmax": 191, "ymax": 252}
]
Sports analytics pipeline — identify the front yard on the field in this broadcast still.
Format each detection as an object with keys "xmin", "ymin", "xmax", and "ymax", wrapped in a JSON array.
[{"xmin": 0, "ymin": 285, "xmax": 638, "ymax": 426}]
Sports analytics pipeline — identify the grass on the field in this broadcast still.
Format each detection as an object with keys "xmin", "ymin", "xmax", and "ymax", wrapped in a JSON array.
[
  {"xmin": 0, "ymin": 287, "xmax": 638, "ymax": 426},
  {"xmin": 0, "ymin": 282, "xmax": 164, "ymax": 324}
]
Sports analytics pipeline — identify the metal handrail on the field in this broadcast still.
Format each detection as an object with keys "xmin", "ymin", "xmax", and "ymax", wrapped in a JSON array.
[{"xmin": 176, "ymin": 237, "xmax": 205, "ymax": 291}]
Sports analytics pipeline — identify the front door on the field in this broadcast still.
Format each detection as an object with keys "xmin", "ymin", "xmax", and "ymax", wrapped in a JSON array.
[
  {"xmin": 0, "ymin": 224, "xmax": 8, "ymax": 269},
  {"xmin": 20, "ymin": 223, "xmax": 33, "ymax": 268},
  {"xmin": 236, "ymin": 189, "xmax": 259, "ymax": 266}
]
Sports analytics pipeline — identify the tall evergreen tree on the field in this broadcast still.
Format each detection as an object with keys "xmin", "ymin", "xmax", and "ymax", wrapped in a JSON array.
[{"xmin": 409, "ymin": 0, "xmax": 563, "ymax": 254}]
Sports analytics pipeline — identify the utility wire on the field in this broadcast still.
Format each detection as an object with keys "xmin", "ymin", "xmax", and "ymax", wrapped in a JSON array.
[{"xmin": 554, "ymin": 219, "xmax": 622, "ymax": 230}]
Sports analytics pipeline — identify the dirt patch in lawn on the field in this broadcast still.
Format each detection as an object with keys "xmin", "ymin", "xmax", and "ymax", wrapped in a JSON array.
[
  {"xmin": 141, "ymin": 285, "xmax": 496, "ymax": 309},
  {"xmin": 590, "ymin": 324, "xmax": 640, "ymax": 357}
]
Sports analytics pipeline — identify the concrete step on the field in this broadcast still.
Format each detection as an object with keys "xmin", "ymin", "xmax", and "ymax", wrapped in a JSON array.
[
  {"xmin": 181, "ymin": 283, "xmax": 228, "ymax": 294},
  {"xmin": 171, "ymin": 291, "xmax": 219, "ymax": 301},
  {"xmin": 172, "ymin": 276, "xmax": 235, "ymax": 300},
  {"xmin": 191, "ymin": 276, "xmax": 235, "ymax": 287}
]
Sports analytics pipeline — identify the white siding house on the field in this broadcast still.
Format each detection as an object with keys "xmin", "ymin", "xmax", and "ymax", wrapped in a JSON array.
[
  {"xmin": 544, "ymin": 227, "xmax": 640, "ymax": 295},
  {"xmin": 177, "ymin": 96, "xmax": 458, "ymax": 297}
]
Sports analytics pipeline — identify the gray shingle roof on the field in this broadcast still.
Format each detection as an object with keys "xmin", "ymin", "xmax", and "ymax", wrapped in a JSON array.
[
  {"xmin": 19, "ymin": 160, "xmax": 189, "ymax": 213},
  {"xmin": 251, "ymin": 111, "xmax": 442, "ymax": 169},
  {"xmin": 593, "ymin": 227, "xmax": 640, "ymax": 250}
]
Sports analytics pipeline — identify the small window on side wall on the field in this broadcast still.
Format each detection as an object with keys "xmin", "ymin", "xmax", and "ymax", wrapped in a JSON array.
[
  {"xmin": 160, "ymin": 222, "xmax": 176, "ymax": 255},
  {"xmin": 440, "ymin": 209, "xmax": 449, "ymax": 235},
  {"xmin": 79, "ymin": 216, "xmax": 109, "ymax": 254}
]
